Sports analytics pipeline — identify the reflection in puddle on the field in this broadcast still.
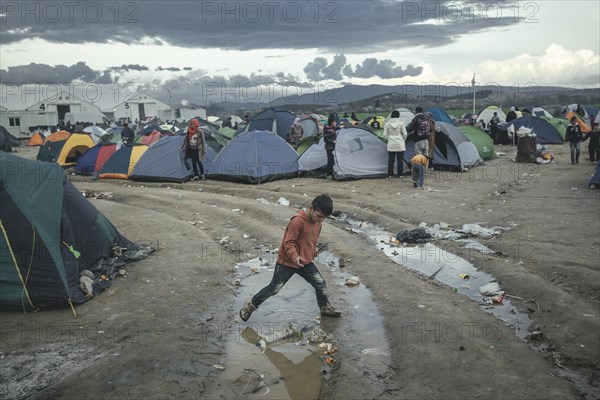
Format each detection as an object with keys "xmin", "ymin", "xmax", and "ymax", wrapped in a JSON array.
[
  {"xmin": 214, "ymin": 248, "xmax": 392, "ymax": 399},
  {"xmin": 336, "ymin": 217, "xmax": 532, "ymax": 339}
]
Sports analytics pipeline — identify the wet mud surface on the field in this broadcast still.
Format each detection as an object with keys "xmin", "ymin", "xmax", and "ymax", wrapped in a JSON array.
[{"xmin": 1, "ymin": 145, "xmax": 598, "ymax": 399}]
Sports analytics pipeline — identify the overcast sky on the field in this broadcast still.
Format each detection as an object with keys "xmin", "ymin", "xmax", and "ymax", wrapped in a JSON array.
[{"xmin": 1, "ymin": 0, "xmax": 599, "ymax": 104}]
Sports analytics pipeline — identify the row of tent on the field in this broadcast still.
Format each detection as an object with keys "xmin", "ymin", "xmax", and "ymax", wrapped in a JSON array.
[
  {"xmin": 56, "ymin": 122, "xmax": 488, "ymax": 184},
  {"xmin": 28, "ymin": 104, "xmax": 596, "ymax": 185},
  {"xmin": 26, "ymin": 106, "xmax": 498, "ymax": 184}
]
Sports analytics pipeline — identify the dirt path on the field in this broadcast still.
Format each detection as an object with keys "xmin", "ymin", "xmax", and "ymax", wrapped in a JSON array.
[{"xmin": 1, "ymin": 145, "xmax": 598, "ymax": 399}]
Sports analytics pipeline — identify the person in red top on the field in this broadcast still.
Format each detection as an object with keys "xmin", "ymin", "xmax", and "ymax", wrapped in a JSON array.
[{"xmin": 239, "ymin": 195, "xmax": 342, "ymax": 321}]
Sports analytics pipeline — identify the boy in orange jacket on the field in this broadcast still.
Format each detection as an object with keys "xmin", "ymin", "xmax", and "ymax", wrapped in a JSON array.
[{"xmin": 239, "ymin": 195, "xmax": 341, "ymax": 321}]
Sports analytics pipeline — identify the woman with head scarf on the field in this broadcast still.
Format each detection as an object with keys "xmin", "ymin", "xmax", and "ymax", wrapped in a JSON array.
[
  {"xmin": 180, "ymin": 118, "xmax": 207, "ymax": 180},
  {"xmin": 288, "ymin": 117, "xmax": 304, "ymax": 150}
]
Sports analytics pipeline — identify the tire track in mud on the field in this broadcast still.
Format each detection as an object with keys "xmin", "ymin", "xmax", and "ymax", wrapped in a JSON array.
[
  {"xmin": 82, "ymin": 182, "xmax": 405, "ymax": 398},
  {"xmin": 69, "ymin": 179, "xmax": 588, "ymax": 399}
]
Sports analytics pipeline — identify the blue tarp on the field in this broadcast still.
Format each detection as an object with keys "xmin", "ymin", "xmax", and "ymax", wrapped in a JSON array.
[{"xmin": 425, "ymin": 108, "xmax": 455, "ymax": 126}]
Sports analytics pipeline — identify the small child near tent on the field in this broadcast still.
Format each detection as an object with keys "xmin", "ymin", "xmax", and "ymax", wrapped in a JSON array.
[{"xmin": 411, "ymin": 154, "xmax": 428, "ymax": 189}]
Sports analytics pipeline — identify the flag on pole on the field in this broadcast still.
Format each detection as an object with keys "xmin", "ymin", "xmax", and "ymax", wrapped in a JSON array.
[{"xmin": 471, "ymin": 74, "xmax": 476, "ymax": 86}]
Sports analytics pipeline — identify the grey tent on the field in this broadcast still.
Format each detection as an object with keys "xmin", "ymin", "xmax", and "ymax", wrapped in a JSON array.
[
  {"xmin": 130, "ymin": 135, "xmax": 218, "ymax": 183},
  {"xmin": 436, "ymin": 122, "xmax": 483, "ymax": 169},
  {"xmin": 403, "ymin": 122, "xmax": 483, "ymax": 172},
  {"xmin": 206, "ymin": 130, "xmax": 298, "ymax": 183},
  {"xmin": 298, "ymin": 126, "xmax": 388, "ymax": 180}
]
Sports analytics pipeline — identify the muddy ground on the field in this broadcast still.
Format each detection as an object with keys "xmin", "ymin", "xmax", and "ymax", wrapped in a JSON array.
[{"xmin": 1, "ymin": 144, "xmax": 599, "ymax": 400}]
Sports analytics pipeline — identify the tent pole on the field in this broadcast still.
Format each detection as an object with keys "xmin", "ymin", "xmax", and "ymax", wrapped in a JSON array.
[{"xmin": 68, "ymin": 299, "xmax": 78, "ymax": 318}]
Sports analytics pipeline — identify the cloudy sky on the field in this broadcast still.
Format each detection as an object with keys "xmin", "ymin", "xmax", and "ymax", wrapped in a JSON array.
[{"xmin": 1, "ymin": 0, "xmax": 599, "ymax": 104}]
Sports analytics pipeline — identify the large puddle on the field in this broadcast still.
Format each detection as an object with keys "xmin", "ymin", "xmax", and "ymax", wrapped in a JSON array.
[
  {"xmin": 336, "ymin": 216, "xmax": 532, "ymax": 339},
  {"xmin": 213, "ymin": 247, "xmax": 392, "ymax": 399},
  {"xmin": 332, "ymin": 216, "xmax": 600, "ymax": 400}
]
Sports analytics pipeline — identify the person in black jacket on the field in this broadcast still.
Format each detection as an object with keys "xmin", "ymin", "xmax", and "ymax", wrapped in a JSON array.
[
  {"xmin": 506, "ymin": 106, "xmax": 518, "ymax": 122},
  {"xmin": 565, "ymin": 116, "xmax": 583, "ymax": 164},
  {"xmin": 582, "ymin": 122, "xmax": 600, "ymax": 163},
  {"xmin": 121, "ymin": 123, "xmax": 135, "ymax": 145},
  {"xmin": 323, "ymin": 118, "xmax": 337, "ymax": 180}
]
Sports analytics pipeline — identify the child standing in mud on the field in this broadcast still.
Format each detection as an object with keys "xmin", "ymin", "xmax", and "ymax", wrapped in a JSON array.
[{"xmin": 239, "ymin": 195, "xmax": 342, "ymax": 321}]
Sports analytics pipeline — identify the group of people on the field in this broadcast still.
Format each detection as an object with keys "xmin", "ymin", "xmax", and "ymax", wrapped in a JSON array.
[{"xmin": 320, "ymin": 107, "xmax": 434, "ymax": 189}]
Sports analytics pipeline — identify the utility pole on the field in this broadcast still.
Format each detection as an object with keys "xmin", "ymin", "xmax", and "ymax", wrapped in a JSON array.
[{"xmin": 472, "ymin": 73, "xmax": 476, "ymax": 116}]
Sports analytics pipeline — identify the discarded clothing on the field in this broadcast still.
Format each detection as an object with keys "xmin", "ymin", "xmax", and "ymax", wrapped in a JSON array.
[{"xmin": 395, "ymin": 227, "xmax": 433, "ymax": 244}]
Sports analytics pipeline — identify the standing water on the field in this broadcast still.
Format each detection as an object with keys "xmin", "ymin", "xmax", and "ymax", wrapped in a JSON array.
[{"xmin": 211, "ymin": 247, "xmax": 393, "ymax": 400}]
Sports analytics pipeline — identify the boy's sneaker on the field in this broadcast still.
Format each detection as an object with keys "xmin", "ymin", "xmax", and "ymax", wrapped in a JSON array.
[
  {"xmin": 320, "ymin": 304, "xmax": 342, "ymax": 317},
  {"xmin": 413, "ymin": 182, "xmax": 418, "ymax": 188},
  {"xmin": 239, "ymin": 299, "xmax": 257, "ymax": 322}
]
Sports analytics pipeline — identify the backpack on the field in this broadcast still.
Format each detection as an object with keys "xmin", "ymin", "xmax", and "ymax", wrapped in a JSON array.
[{"xmin": 416, "ymin": 117, "xmax": 431, "ymax": 138}]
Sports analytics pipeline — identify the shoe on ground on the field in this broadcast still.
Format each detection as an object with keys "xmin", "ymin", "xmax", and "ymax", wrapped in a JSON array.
[
  {"xmin": 413, "ymin": 182, "xmax": 418, "ymax": 188},
  {"xmin": 325, "ymin": 176, "xmax": 334, "ymax": 181},
  {"xmin": 320, "ymin": 304, "xmax": 341, "ymax": 317},
  {"xmin": 239, "ymin": 299, "xmax": 257, "ymax": 322},
  {"xmin": 201, "ymin": 175, "xmax": 206, "ymax": 180}
]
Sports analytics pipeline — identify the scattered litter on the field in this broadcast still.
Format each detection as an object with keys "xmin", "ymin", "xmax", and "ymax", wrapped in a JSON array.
[
  {"xmin": 218, "ymin": 236, "xmax": 230, "ymax": 244},
  {"xmin": 256, "ymin": 198, "xmax": 270, "ymax": 204},
  {"xmin": 242, "ymin": 234, "xmax": 249, "ymax": 239},
  {"xmin": 361, "ymin": 348, "xmax": 389, "ymax": 356},
  {"xmin": 187, "ymin": 221, "xmax": 196, "ymax": 225},
  {"xmin": 231, "ymin": 208, "xmax": 241, "ymax": 212},
  {"xmin": 345, "ymin": 276, "xmax": 360, "ymax": 286},
  {"xmin": 482, "ymin": 294, "xmax": 505, "ymax": 305},
  {"xmin": 459, "ymin": 274, "xmax": 471, "ymax": 280},
  {"xmin": 479, "ymin": 282, "xmax": 502, "ymax": 296},
  {"xmin": 459, "ymin": 224, "xmax": 500, "ymax": 237},
  {"xmin": 395, "ymin": 227, "xmax": 433, "ymax": 244},
  {"xmin": 571, "ymin": 187, "xmax": 579, "ymax": 191},
  {"xmin": 212, "ymin": 364, "xmax": 225, "ymax": 370},
  {"xmin": 276, "ymin": 197, "xmax": 290, "ymax": 206}
]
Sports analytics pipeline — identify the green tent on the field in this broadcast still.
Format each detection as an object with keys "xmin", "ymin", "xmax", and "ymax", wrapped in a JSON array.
[
  {"xmin": 296, "ymin": 135, "xmax": 321, "ymax": 155},
  {"xmin": 218, "ymin": 126, "xmax": 236, "ymax": 139},
  {"xmin": 0, "ymin": 152, "xmax": 144, "ymax": 311},
  {"xmin": 541, "ymin": 116, "xmax": 568, "ymax": 140},
  {"xmin": 456, "ymin": 125, "xmax": 497, "ymax": 160}
]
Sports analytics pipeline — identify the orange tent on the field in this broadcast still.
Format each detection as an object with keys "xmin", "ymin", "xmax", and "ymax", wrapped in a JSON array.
[
  {"xmin": 27, "ymin": 132, "xmax": 45, "ymax": 146},
  {"xmin": 565, "ymin": 111, "xmax": 591, "ymax": 133},
  {"xmin": 42, "ymin": 130, "xmax": 72, "ymax": 143}
]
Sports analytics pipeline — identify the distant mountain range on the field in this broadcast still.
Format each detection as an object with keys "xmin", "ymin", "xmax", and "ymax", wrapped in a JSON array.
[{"xmin": 155, "ymin": 84, "xmax": 599, "ymax": 112}]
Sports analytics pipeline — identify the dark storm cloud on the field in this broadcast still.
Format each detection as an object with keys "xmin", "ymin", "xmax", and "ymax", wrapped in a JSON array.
[
  {"xmin": 109, "ymin": 64, "xmax": 149, "ymax": 72},
  {"xmin": 0, "ymin": 1, "xmax": 524, "ymax": 52},
  {"xmin": 304, "ymin": 54, "xmax": 346, "ymax": 81},
  {"xmin": 156, "ymin": 66, "xmax": 182, "ymax": 72},
  {"xmin": 343, "ymin": 59, "xmax": 423, "ymax": 79},
  {"xmin": 0, "ymin": 62, "xmax": 113, "ymax": 84},
  {"xmin": 304, "ymin": 54, "xmax": 423, "ymax": 81}
]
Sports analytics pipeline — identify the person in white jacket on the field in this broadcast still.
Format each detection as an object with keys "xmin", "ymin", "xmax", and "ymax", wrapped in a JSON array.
[{"xmin": 383, "ymin": 110, "xmax": 408, "ymax": 178}]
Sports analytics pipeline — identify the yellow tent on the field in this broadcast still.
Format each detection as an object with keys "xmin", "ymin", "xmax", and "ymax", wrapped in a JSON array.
[{"xmin": 56, "ymin": 133, "xmax": 96, "ymax": 166}]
